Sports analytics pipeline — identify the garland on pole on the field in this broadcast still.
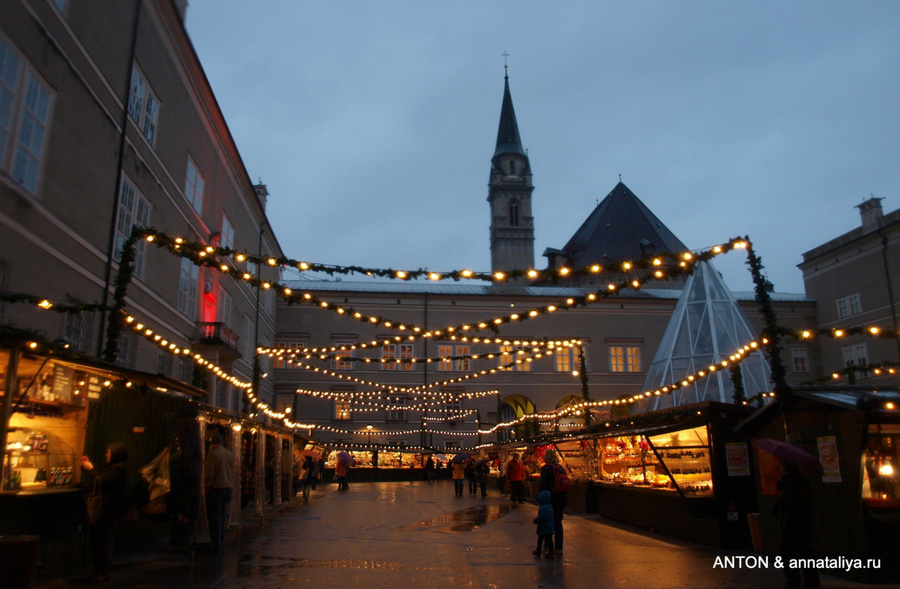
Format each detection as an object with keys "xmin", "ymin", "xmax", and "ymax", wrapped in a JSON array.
[{"xmin": 745, "ymin": 239, "xmax": 791, "ymax": 397}]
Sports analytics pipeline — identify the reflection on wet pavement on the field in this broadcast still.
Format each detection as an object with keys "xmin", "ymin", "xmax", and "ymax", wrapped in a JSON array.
[
  {"xmin": 406, "ymin": 504, "xmax": 514, "ymax": 532},
  {"xmin": 235, "ymin": 554, "xmax": 403, "ymax": 577}
]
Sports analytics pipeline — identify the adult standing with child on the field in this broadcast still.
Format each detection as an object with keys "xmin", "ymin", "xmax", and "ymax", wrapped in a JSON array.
[{"xmin": 539, "ymin": 449, "xmax": 568, "ymax": 554}]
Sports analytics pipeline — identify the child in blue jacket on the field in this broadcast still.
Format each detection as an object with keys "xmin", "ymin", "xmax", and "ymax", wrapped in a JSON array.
[{"xmin": 533, "ymin": 489, "xmax": 555, "ymax": 558}]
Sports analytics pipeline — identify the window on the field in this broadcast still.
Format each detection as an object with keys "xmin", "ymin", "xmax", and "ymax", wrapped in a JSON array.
[
  {"xmin": 127, "ymin": 65, "xmax": 159, "ymax": 144},
  {"xmin": 114, "ymin": 332, "xmax": 136, "ymax": 369},
  {"xmin": 157, "ymin": 348, "xmax": 173, "ymax": 378},
  {"xmin": 509, "ymin": 200, "xmax": 520, "ymax": 226},
  {"xmin": 837, "ymin": 293, "xmax": 862, "ymax": 319},
  {"xmin": 499, "ymin": 344, "xmax": 531, "ymax": 372},
  {"xmin": 184, "ymin": 157, "xmax": 205, "ymax": 214},
  {"xmin": 114, "ymin": 177, "xmax": 150, "ymax": 278},
  {"xmin": 177, "ymin": 258, "xmax": 199, "ymax": 319},
  {"xmin": 221, "ymin": 213, "xmax": 234, "ymax": 250},
  {"xmin": 382, "ymin": 343, "xmax": 414, "ymax": 371},
  {"xmin": 843, "ymin": 343, "xmax": 869, "ymax": 379},
  {"xmin": 334, "ymin": 399, "xmax": 352, "ymax": 420},
  {"xmin": 388, "ymin": 397, "xmax": 406, "ymax": 421},
  {"xmin": 217, "ymin": 285, "xmax": 232, "ymax": 326},
  {"xmin": 63, "ymin": 309, "xmax": 93, "ymax": 354},
  {"xmin": 791, "ymin": 347, "xmax": 809, "ymax": 373},
  {"xmin": 334, "ymin": 350, "xmax": 353, "ymax": 371},
  {"xmin": 610, "ymin": 345, "xmax": 641, "ymax": 372},
  {"xmin": 1, "ymin": 39, "xmax": 53, "ymax": 194},
  {"xmin": 444, "ymin": 397, "xmax": 462, "ymax": 417},
  {"xmin": 438, "ymin": 344, "xmax": 470, "ymax": 372},
  {"xmin": 555, "ymin": 347, "xmax": 582, "ymax": 372}
]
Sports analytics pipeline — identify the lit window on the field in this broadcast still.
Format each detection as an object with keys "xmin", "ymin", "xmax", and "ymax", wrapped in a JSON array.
[
  {"xmin": 176, "ymin": 258, "xmax": 199, "ymax": 319},
  {"xmin": 114, "ymin": 177, "xmax": 150, "ymax": 278},
  {"xmin": 334, "ymin": 350, "xmax": 353, "ymax": 371},
  {"xmin": 499, "ymin": 344, "xmax": 531, "ymax": 372},
  {"xmin": 439, "ymin": 345, "xmax": 470, "ymax": 371},
  {"xmin": 382, "ymin": 343, "xmax": 415, "ymax": 371},
  {"xmin": 184, "ymin": 157, "xmax": 205, "ymax": 214},
  {"xmin": 610, "ymin": 345, "xmax": 641, "ymax": 372},
  {"xmin": 555, "ymin": 347, "xmax": 583, "ymax": 372},
  {"xmin": 334, "ymin": 399, "xmax": 351, "ymax": 420},
  {"xmin": 791, "ymin": 347, "xmax": 808, "ymax": 373},
  {"xmin": 127, "ymin": 65, "xmax": 159, "ymax": 145},
  {"xmin": 1, "ymin": 39, "xmax": 53, "ymax": 194}
]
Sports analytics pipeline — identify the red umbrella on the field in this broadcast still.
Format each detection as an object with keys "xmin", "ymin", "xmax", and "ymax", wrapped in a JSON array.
[
  {"xmin": 298, "ymin": 449, "xmax": 321, "ymax": 459},
  {"xmin": 753, "ymin": 438, "xmax": 823, "ymax": 474}
]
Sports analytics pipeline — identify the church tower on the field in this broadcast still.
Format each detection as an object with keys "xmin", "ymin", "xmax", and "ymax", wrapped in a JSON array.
[{"xmin": 488, "ymin": 67, "xmax": 534, "ymax": 278}]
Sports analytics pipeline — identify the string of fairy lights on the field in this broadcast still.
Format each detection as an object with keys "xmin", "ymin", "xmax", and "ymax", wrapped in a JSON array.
[{"xmin": 7, "ymin": 225, "xmax": 900, "ymax": 451}]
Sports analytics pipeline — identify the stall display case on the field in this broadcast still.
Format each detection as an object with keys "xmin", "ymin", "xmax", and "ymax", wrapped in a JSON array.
[
  {"xmin": 649, "ymin": 426, "xmax": 714, "ymax": 497},
  {"xmin": 3, "ymin": 428, "xmax": 76, "ymax": 491}
]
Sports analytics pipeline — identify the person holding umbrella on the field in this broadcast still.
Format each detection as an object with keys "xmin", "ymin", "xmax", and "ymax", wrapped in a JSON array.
[
  {"xmin": 773, "ymin": 457, "xmax": 820, "ymax": 589},
  {"xmin": 450, "ymin": 453, "xmax": 468, "ymax": 497},
  {"xmin": 476, "ymin": 458, "xmax": 490, "ymax": 498},
  {"xmin": 335, "ymin": 451, "xmax": 353, "ymax": 491},
  {"xmin": 754, "ymin": 438, "xmax": 822, "ymax": 589}
]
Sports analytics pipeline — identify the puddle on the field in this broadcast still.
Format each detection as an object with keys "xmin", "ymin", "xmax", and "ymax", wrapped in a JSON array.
[
  {"xmin": 235, "ymin": 554, "xmax": 401, "ymax": 577},
  {"xmin": 406, "ymin": 504, "xmax": 514, "ymax": 532}
]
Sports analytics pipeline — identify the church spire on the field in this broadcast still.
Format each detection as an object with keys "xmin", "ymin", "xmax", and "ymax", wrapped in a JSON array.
[
  {"xmin": 488, "ymin": 62, "xmax": 535, "ymax": 280},
  {"xmin": 493, "ymin": 69, "xmax": 527, "ymax": 160}
]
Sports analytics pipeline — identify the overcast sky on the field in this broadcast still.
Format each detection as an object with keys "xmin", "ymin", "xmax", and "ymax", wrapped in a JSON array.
[{"xmin": 185, "ymin": 1, "xmax": 899, "ymax": 295}]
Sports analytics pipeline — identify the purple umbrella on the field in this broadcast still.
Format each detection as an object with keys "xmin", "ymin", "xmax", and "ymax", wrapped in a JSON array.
[
  {"xmin": 753, "ymin": 438, "xmax": 823, "ymax": 474},
  {"xmin": 337, "ymin": 451, "xmax": 355, "ymax": 466}
]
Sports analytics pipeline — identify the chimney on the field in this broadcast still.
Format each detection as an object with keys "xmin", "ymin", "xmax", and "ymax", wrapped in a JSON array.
[
  {"xmin": 856, "ymin": 197, "xmax": 884, "ymax": 234},
  {"xmin": 253, "ymin": 183, "xmax": 269, "ymax": 211}
]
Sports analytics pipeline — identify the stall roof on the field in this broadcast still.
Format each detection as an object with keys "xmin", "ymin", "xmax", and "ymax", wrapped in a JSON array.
[{"xmin": 734, "ymin": 386, "xmax": 900, "ymax": 433}]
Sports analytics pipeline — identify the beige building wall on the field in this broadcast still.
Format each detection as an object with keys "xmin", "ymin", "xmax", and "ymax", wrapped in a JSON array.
[
  {"xmin": 0, "ymin": 0, "xmax": 281, "ymax": 410},
  {"xmin": 800, "ymin": 199, "xmax": 900, "ymax": 385},
  {"xmin": 274, "ymin": 281, "xmax": 816, "ymax": 448}
]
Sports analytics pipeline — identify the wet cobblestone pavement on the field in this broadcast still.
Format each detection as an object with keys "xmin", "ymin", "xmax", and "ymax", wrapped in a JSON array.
[{"xmin": 37, "ymin": 481, "xmax": 897, "ymax": 589}]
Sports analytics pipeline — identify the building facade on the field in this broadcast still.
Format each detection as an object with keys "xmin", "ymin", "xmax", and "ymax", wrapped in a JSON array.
[
  {"xmin": 799, "ymin": 197, "xmax": 900, "ymax": 385},
  {"xmin": 0, "ymin": 0, "xmax": 282, "ymax": 410},
  {"xmin": 272, "ymin": 73, "xmax": 819, "ymax": 451}
]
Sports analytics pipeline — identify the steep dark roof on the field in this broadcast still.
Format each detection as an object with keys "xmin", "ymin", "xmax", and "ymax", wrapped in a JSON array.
[
  {"xmin": 549, "ymin": 182, "xmax": 688, "ymax": 266},
  {"xmin": 494, "ymin": 75, "xmax": 525, "ymax": 157}
]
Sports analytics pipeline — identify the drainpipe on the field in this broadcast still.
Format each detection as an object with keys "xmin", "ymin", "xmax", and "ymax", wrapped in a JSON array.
[
  {"xmin": 98, "ymin": 0, "xmax": 142, "ymax": 358},
  {"xmin": 878, "ymin": 230, "xmax": 900, "ymax": 360}
]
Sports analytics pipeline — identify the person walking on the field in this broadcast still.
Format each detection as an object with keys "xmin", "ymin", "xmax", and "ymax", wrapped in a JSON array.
[
  {"xmin": 533, "ymin": 489, "xmax": 555, "ymax": 559},
  {"xmin": 539, "ymin": 449, "xmax": 568, "ymax": 554},
  {"xmin": 204, "ymin": 432, "xmax": 235, "ymax": 554},
  {"xmin": 506, "ymin": 453, "xmax": 525, "ymax": 504},
  {"xmin": 477, "ymin": 459, "xmax": 490, "ymax": 498},
  {"xmin": 451, "ymin": 459, "xmax": 465, "ymax": 497},
  {"xmin": 81, "ymin": 442, "xmax": 128, "ymax": 582},
  {"xmin": 773, "ymin": 459, "xmax": 820, "ymax": 589},
  {"xmin": 497, "ymin": 457, "xmax": 507, "ymax": 496},
  {"xmin": 299, "ymin": 455, "xmax": 316, "ymax": 501},
  {"xmin": 425, "ymin": 456, "xmax": 435, "ymax": 484},
  {"xmin": 465, "ymin": 459, "xmax": 477, "ymax": 496}
]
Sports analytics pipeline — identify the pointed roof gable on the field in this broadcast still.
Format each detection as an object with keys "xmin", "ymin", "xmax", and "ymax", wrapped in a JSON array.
[{"xmin": 553, "ymin": 182, "xmax": 687, "ymax": 267}]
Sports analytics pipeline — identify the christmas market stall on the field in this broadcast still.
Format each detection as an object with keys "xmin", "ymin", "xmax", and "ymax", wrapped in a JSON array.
[
  {"xmin": 533, "ymin": 401, "xmax": 758, "ymax": 548},
  {"xmin": 736, "ymin": 386, "xmax": 900, "ymax": 583}
]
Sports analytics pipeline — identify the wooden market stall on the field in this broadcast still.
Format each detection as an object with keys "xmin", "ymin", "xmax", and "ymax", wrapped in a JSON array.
[{"xmin": 737, "ymin": 386, "xmax": 900, "ymax": 583}]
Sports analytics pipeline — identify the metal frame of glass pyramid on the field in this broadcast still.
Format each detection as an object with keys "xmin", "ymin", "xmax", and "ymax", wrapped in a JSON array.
[{"xmin": 638, "ymin": 260, "xmax": 772, "ymax": 411}]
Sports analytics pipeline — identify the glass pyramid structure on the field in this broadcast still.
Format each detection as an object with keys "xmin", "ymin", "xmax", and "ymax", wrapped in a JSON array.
[{"xmin": 637, "ymin": 260, "xmax": 772, "ymax": 411}]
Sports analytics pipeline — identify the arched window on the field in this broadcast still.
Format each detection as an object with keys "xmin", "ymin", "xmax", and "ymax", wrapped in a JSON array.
[{"xmin": 509, "ymin": 200, "xmax": 520, "ymax": 226}]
